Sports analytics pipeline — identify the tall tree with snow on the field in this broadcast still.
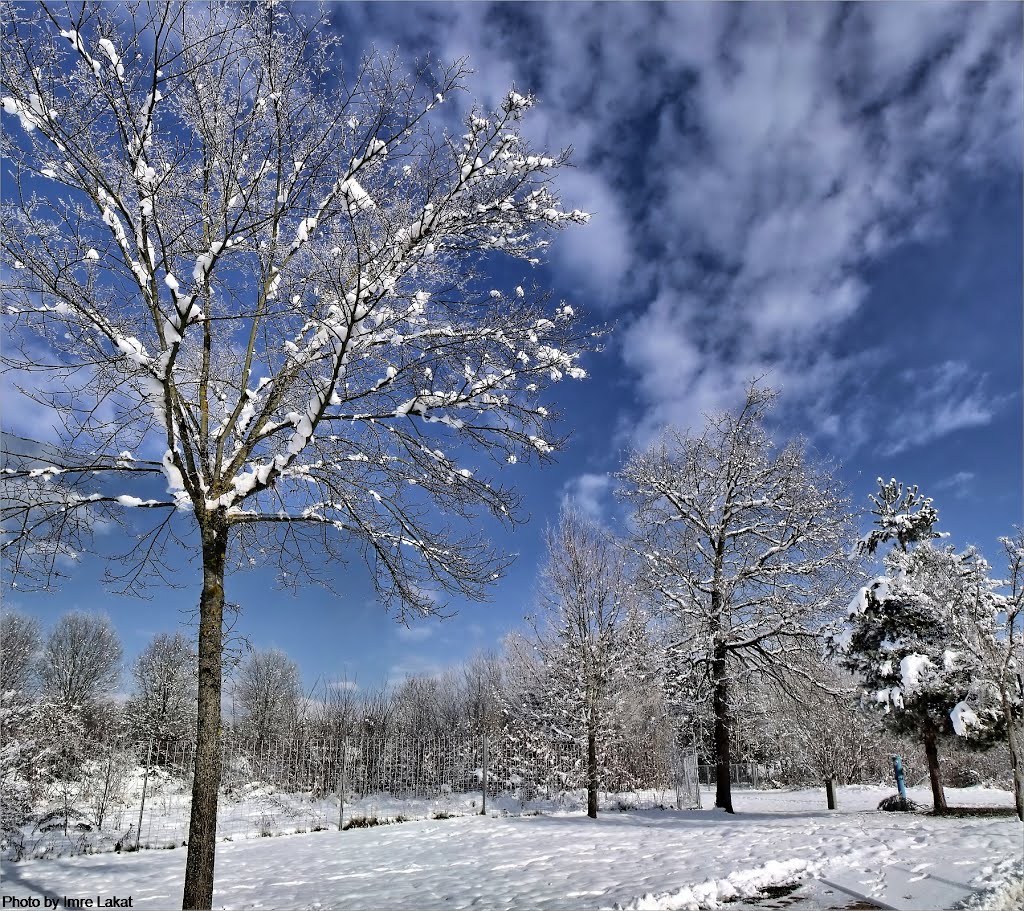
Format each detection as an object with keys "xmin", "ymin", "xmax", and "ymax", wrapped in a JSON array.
[
  {"xmin": 858, "ymin": 478, "xmax": 942, "ymax": 557},
  {"xmin": 0, "ymin": 610, "xmax": 41, "ymax": 695},
  {"xmin": 512, "ymin": 508, "xmax": 646, "ymax": 818},
  {"xmin": 993, "ymin": 531, "xmax": 1024, "ymax": 820},
  {"xmin": 618, "ymin": 383, "xmax": 856, "ymax": 813},
  {"xmin": 233, "ymin": 647, "xmax": 302, "ymax": 745},
  {"xmin": 36, "ymin": 611, "xmax": 122, "ymax": 713},
  {"xmin": 0, "ymin": 3, "xmax": 591, "ymax": 905},
  {"xmin": 127, "ymin": 631, "xmax": 195, "ymax": 743},
  {"xmin": 943, "ymin": 531, "xmax": 1024, "ymax": 820},
  {"xmin": 838, "ymin": 480, "xmax": 1004, "ymax": 813}
]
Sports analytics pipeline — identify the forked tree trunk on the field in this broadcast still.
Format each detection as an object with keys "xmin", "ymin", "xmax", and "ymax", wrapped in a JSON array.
[
  {"xmin": 182, "ymin": 519, "xmax": 227, "ymax": 910},
  {"xmin": 587, "ymin": 727, "xmax": 598, "ymax": 819},
  {"xmin": 712, "ymin": 644, "xmax": 733, "ymax": 813},
  {"xmin": 923, "ymin": 727, "xmax": 947, "ymax": 814}
]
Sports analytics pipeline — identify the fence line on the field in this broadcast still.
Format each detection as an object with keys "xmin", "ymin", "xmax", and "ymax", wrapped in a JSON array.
[
  {"xmin": 4, "ymin": 731, "xmax": 701, "ymax": 859},
  {"xmin": 696, "ymin": 761, "xmax": 768, "ymax": 789}
]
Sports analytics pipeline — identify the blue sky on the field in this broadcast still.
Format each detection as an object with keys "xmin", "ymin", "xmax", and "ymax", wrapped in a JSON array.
[{"xmin": 4, "ymin": 1, "xmax": 1022, "ymax": 694}]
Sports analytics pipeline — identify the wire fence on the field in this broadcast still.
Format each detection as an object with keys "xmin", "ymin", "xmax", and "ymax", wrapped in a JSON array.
[
  {"xmin": 696, "ymin": 761, "xmax": 769, "ymax": 789},
  {"xmin": 4, "ymin": 731, "xmax": 701, "ymax": 859}
]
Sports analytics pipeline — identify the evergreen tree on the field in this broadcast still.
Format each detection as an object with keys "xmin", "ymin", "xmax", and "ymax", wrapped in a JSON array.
[
  {"xmin": 859, "ymin": 478, "xmax": 942, "ymax": 556},
  {"xmin": 839, "ymin": 479, "xmax": 1003, "ymax": 812}
]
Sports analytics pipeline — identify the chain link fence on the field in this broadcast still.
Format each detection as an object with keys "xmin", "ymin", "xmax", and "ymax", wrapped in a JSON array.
[{"xmin": 3, "ymin": 731, "xmax": 701, "ymax": 859}]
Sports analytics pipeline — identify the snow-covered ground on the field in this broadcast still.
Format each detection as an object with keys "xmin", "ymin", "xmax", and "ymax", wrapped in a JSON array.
[{"xmin": 1, "ymin": 784, "xmax": 1019, "ymax": 910}]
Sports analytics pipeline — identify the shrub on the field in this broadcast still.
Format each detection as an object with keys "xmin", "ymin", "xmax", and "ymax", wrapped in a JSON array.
[
  {"xmin": 343, "ymin": 816, "xmax": 379, "ymax": 830},
  {"xmin": 878, "ymin": 794, "xmax": 920, "ymax": 812}
]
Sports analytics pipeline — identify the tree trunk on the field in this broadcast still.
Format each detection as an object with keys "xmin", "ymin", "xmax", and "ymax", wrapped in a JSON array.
[
  {"xmin": 712, "ymin": 644, "xmax": 733, "ymax": 813},
  {"xmin": 923, "ymin": 727, "xmax": 947, "ymax": 814},
  {"xmin": 182, "ymin": 520, "xmax": 227, "ymax": 910},
  {"xmin": 1001, "ymin": 690, "xmax": 1024, "ymax": 822},
  {"xmin": 587, "ymin": 728, "xmax": 598, "ymax": 819}
]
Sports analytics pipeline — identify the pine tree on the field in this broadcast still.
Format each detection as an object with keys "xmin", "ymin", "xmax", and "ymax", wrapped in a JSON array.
[
  {"xmin": 839, "ymin": 479, "xmax": 1003, "ymax": 812},
  {"xmin": 858, "ymin": 478, "xmax": 942, "ymax": 556}
]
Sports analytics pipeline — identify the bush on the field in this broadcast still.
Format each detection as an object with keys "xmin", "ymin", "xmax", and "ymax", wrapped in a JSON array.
[
  {"xmin": 343, "ymin": 816, "xmax": 379, "ymax": 830},
  {"xmin": 878, "ymin": 794, "xmax": 920, "ymax": 812},
  {"xmin": 948, "ymin": 767, "xmax": 983, "ymax": 788}
]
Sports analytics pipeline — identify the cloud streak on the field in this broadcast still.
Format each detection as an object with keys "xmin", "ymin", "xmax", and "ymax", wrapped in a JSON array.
[{"xmin": 326, "ymin": 2, "xmax": 1020, "ymax": 462}]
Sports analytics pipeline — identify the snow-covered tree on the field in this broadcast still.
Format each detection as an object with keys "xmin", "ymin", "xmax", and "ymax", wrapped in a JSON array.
[
  {"xmin": 943, "ymin": 531, "xmax": 1024, "ymax": 819},
  {"xmin": 459, "ymin": 650, "xmax": 505, "ymax": 735},
  {"xmin": 234, "ymin": 648, "xmax": 301, "ymax": 745},
  {"xmin": 127, "ymin": 631, "xmax": 195, "ymax": 743},
  {"xmin": 838, "ymin": 480, "xmax": 1004, "ymax": 812},
  {"xmin": 0, "ymin": 690, "xmax": 48, "ymax": 858},
  {"xmin": 618, "ymin": 383, "xmax": 856, "ymax": 813},
  {"xmin": 391, "ymin": 675, "xmax": 447, "ymax": 737},
  {"xmin": 729, "ymin": 657, "xmax": 893, "ymax": 786},
  {"xmin": 36, "ymin": 611, "xmax": 121, "ymax": 714},
  {"xmin": 516, "ymin": 508, "xmax": 653, "ymax": 817},
  {"xmin": 0, "ymin": 610, "xmax": 41, "ymax": 695},
  {"xmin": 859, "ymin": 478, "xmax": 941, "ymax": 556},
  {"xmin": 305, "ymin": 676, "xmax": 360, "ymax": 741},
  {"xmin": 993, "ymin": 531, "xmax": 1024, "ymax": 819},
  {"xmin": 0, "ymin": 3, "xmax": 591, "ymax": 904}
]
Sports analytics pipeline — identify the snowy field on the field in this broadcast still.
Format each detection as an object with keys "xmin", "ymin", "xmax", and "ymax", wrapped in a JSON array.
[{"xmin": 1, "ymin": 785, "xmax": 1019, "ymax": 910}]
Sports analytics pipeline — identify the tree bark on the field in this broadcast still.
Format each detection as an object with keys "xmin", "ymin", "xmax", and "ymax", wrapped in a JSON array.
[
  {"xmin": 1001, "ymin": 690, "xmax": 1024, "ymax": 822},
  {"xmin": 923, "ymin": 727, "xmax": 947, "ymax": 814},
  {"xmin": 712, "ymin": 643, "xmax": 733, "ymax": 813},
  {"xmin": 182, "ymin": 519, "xmax": 227, "ymax": 910},
  {"xmin": 587, "ymin": 727, "xmax": 598, "ymax": 819}
]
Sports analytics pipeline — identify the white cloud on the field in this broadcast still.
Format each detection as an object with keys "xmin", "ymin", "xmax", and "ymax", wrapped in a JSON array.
[
  {"xmin": 882, "ymin": 361, "xmax": 1004, "ymax": 455},
  {"xmin": 546, "ymin": 168, "xmax": 631, "ymax": 301},
  {"xmin": 395, "ymin": 624, "xmax": 434, "ymax": 643},
  {"xmin": 386, "ymin": 656, "xmax": 449, "ymax": 682},
  {"xmin": 934, "ymin": 471, "xmax": 976, "ymax": 499},
  {"xmin": 606, "ymin": 3, "xmax": 1017, "ymax": 444},
  {"xmin": 560, "ymin": 472, "xmax": 613, "ymax": 524},
  {"xmin": 332, "ymin": 2, "xmax": 1020, "ymax": 451}
]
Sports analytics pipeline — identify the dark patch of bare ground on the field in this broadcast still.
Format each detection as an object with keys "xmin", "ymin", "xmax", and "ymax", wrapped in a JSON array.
[
  {"xmin": 930, "ymin": 806, "xmax": 1020, "ymax": 817},
  {"xmin": 759, "ymin": 884, "xmax": 802, "ymax": 899},
  {"xmin": 737, "ymin": 882, "xmax": 881, "ymax": 909}
]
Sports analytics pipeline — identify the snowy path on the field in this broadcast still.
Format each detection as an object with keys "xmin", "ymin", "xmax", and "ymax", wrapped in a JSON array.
[{"xmin": 1, "ymin": 786, "xmax": 1018, "ymax": 910}]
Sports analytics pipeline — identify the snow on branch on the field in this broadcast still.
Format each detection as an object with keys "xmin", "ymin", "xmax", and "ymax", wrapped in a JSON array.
[{"xmin": 0, "ymin": 1, "xmax": 596, "ymax": 606}]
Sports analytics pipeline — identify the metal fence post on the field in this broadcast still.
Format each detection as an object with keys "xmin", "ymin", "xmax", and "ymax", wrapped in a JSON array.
[
  {"xmin": 337, "ymin": 735, "xmax": 348, "ymax": 832},
  {"xmin": 892, "ymin": 755, "xmax": 907, "ymax": 801},
  {"xmin": 135, "ymin": 737, "xmax": 153, "ymax": 851},
  {"xmin": 481, "ymin": 731, "xmax": 488, "ymax": 816},
  {"xmin": 692, "ymin": 739, "xmax": 702, "ymax": 809}
]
